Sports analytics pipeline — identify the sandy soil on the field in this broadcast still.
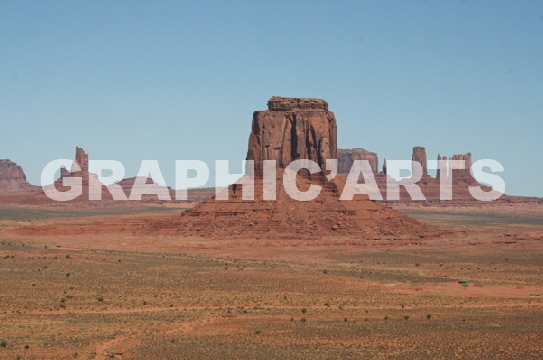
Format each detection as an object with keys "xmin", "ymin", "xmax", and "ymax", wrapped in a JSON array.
[{"xmin": 0, "ymin": 202, "xmax": 542, "ymax": 359}]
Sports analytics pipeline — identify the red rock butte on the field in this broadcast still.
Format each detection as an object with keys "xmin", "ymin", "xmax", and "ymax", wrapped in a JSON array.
[
  {"xmin": 148, "ymin": 96, "xmax": 434, "ymax": 239},
  {"xmin": 247, "ymin": 96, "xmax": 336, "ymax": 177},
  {"xmin": 0, "ymin": 159, "xmax": 41, "ymax": 194}
]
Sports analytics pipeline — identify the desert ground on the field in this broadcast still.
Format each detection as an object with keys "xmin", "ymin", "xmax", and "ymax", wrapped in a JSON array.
[{"xmin": 0, "ymin": 202, "xmax": 542, "ymax": 359}]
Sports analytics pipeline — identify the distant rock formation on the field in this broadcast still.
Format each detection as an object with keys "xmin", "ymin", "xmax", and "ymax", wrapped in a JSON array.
[
  {"xmin": 337, "ymin": 146, "xmax": 497, "ymax": 203},
  {"xmin": 111, "ymin": 176, "xmax": 175, "ymax": 202},
  {"xmin": 338, "ymin": 148, "xmax": 378, "ymax": 174},
  {"xmin": 0, "ymin": 159, "xmax": 41, "ymax": 193},
  {"xmin": 51, "ymin": 147, "xmax": 113, "ymax": 201},
  {"xmin": 449, "ymin": 153, "xmax": 476, "ymax": 184},
  {"xmin": 412, "ymin": 146, "xmax": 428, "ymax": 177},
  {"xmin": 246, "ymin": 96, "xmax": 337, "ymax": 177},
  {"xmin": 73, "ymin": 146, "xmax": 89, "ymax": 172}
]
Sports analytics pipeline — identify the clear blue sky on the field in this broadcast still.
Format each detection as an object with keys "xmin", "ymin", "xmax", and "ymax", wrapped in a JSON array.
[{"xmin": 1, "ymin": 0, "xmax": 542, "ymax": 196}]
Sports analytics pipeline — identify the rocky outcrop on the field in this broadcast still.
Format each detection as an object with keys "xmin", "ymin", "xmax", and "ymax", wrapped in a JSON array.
[
  {"xmin": 73, "ymin": 147, "xmax": 89, "ymax": 172},
  {"xmin": 412, "ymin": 146, "xmax": 428, "ymax": 177},
  {"xmin": 338, "ymin": 148, "xmax": 378, "ymax": 174},
  {"xmin": 337, "ymin": 147, "xmax": 499, "ymax": 203},
  {"xmin": 449, "ymin": 153, "xmax": 476, "ymax": 184},
  {"xmin": 267, "ymin": 96, "xmax": 329, "ymax": 111},
  {"xmin": 246, "ymin": 96, "xmax": 337, "ymax": 177},
  {"xmin": 111, "ymin": 176, "xmax": 175, "ymax": 201},
  {"xmin": 156, "ymin": 97, "xmax": 431, "ymax": 239},
  {"xmin": 51, "ymin": 147, "xmax": 113, "ymax": 201},
  {"xmin": 0, "ymin": 159, "xmax": 41, "ymax": 193}
]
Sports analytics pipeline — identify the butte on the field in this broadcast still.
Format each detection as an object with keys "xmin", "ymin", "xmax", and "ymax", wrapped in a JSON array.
[{"xmin": 152, "ymin": 96, "xmax": 433, "ymax": 240}]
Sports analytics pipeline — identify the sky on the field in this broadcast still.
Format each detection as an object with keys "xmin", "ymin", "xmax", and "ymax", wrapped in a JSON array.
[{"xmin": 1, "ymin": 0, "xmax": 542, "ymax": 196}]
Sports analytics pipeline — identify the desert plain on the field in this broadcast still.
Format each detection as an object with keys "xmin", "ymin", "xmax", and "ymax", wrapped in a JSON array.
[{"xmin": 0, "ymin": 201, "xmax": 542, "ymax": 359}]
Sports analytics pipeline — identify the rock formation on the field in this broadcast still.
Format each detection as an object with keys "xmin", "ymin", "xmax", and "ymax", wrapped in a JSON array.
[
  {"xmin": 51, "ymin": 147, "xmax": 113, "ymax": 201},
  {"xmin": 449, "ymin": 153, "xmax": 476, "ymax": 184},
  {"xmin": 0, "ymin": 159, "xmax": 41, "ymax": 193},
  {"xmin": 337, "ymin": 147, "xmax": 497, "ymax": 203},
  {"xmin": 73, "ymin": 146, "xmax": 89, "ymax": 172},
  {"xmin": 267, "ymin": 96, "xmax": 329, "ymax": 111},
  {"xmin": 338, "ymin": 148, "xmax": 378, "ymax": 174},
  {"xmin": 151, "ymin": 97, "xmax": 432, "ymax": 239},
  {"xmin": 247, "ymin": 96, "xmax": 337, "ymax": 176},
  {"xmin": 111, "ymin": 176, "xmax": 175, "ymax": 201},
  {"xmin": 412, "ymin": 146, "xmax": 428, "ymax": 177}
]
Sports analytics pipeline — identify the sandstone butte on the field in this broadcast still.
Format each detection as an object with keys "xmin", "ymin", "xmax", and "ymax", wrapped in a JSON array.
[
  {"xmin": 0, "ymin": 159, "xmax": 41, "ymax": 194},
  {"xmin": 143, "ymin": 96, "xmax": 436, "ymax": 239},
  {"xmin": 48, "ymin": 146, "xmax": 115, "ymax": 202}
]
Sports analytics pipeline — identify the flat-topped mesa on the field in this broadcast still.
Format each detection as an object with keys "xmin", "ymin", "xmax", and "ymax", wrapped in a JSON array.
[
  {"xmin": 0, "ymin": 159, "xmax": 41, "ymax": 193},
  {"xmin": 338, "ymin": 148, "xmax": 379, "ymax": 174},
  {"xmin": 247, "ymin": 96, "xmax": 337, "ymax": 177},
  {"xmin": 0, "ymin": 159, "xmax": 27, "ymax": 181},
  {"xmin": 267, "ymin": 96, "xmax": 328, "ymax": 112}
]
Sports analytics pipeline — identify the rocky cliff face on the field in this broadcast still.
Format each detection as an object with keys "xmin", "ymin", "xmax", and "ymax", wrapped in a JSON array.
[
  {"xmin": 337, "ymin": 148, "xmax": 379, "ymax": 174},
  {"xmin": 449, "ymin": 153, "xmax": 475, "ymax": 183},
  {"xmin": 0, "ymin": 159, "xmax": 41, "ymax": 193},
  {"xmin": 73, "ymin": 147, "xmax": 89, "ymax": 172},
  {"xmin": 412, "ymin": 146, "xmax": 428, "ymax": 177},
  {"xmin": 246, "ymin": 96, "xmax": 337, "ymax": 177}
]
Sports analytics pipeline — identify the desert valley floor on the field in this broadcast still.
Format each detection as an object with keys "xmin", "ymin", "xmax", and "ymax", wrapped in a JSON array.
[{"xmin": 0, "ymin": 203, "xmax": 542, "ymax": 359}]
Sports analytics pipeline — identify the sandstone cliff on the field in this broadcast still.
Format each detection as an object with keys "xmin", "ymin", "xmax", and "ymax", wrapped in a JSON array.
[
  {"xmin": 412, "ymin": 146, "xmax": 428, "ymax": 177},
  {"xmin": 247, "ymin": 96, "xmax": 337, "ymax": 177},
  {"xmin": 0, "ymin": 159, "xmax": 41, "ymax": 193},
  {"xmin": 338, "ymin": 148, "xmax": 378, "ymax": 174}
]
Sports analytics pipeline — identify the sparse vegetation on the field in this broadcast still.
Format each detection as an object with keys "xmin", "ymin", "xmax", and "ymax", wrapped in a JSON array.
[{"xmin": 0, "ymin": 206, "xmax": 541, "ymax": 358}]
